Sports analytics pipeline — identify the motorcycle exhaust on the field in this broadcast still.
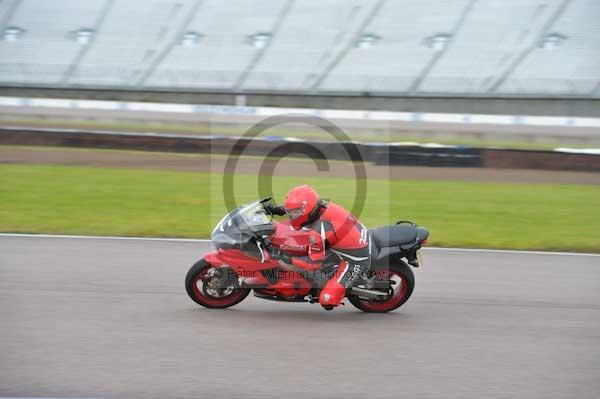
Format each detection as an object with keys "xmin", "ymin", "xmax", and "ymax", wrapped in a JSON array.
[{"xmin": 349, "ymin": 286, "xmax": 390, "ymax": 300}]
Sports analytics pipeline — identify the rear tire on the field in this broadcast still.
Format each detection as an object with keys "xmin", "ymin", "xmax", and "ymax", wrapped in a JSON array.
[
  {"xmin": 348, "ymin": 261, "xmax": 415, "ymax": 313},
  {"xmin": 185, "ymin": 259, "xmax": 250, "ymax": 309}
]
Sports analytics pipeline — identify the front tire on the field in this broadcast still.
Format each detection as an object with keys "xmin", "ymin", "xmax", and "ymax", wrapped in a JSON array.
[
  {"xmin": 185, "ymin": 259, "xmax": 250, "ymax": 309},
  {"xmin": 348, "ymin": 261, "xmax": 415, "ymax": 313}
]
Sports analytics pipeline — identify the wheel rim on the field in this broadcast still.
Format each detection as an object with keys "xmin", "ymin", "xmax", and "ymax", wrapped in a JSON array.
[
  {"xmin": 191, "ymin": 265, "xmax": 246, "ymax": 307},
  {"xmin": 356, "ymin": 269, "xmax": 409, "ymax": 311}
]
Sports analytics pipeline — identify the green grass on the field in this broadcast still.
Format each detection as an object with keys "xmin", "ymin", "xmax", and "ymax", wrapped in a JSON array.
[{"xmin": 1, "ymin": 164, "xmax": 599, "ymax": 252}]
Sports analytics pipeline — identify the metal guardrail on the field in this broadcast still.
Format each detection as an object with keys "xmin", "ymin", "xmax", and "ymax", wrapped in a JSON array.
[{"xmin": 374, "ymin": 146, "xmax": 483, "ymax": 167}]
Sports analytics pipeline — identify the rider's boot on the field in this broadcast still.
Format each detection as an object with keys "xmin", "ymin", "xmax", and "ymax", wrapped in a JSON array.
[
  {"xmin": 319, "ymin": 278, "xmax": 346, "ymax": 309},
  {"xmin": 319, "ymin": 260, "xmax": 370, "ymax": 310}
]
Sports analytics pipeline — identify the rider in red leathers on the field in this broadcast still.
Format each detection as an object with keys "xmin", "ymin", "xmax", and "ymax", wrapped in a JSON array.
[{"xmin": 267, "ymin": 185, "xmax": 372, "ymax": 310}]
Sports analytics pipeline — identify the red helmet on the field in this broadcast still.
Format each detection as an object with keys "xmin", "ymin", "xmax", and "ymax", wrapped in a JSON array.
[{"xmin": 284, "ymin": 185, "xmax": 320, "ymax": 230}]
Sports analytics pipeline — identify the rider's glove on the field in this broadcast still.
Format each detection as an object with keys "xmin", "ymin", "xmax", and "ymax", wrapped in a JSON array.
[
  {"xmin": 269, "ymin": 246, "xmax": 291, "ymax": 264},
  {"xmin": 264, "ymin": 204, "xmax": 286, "ymax": 216}
]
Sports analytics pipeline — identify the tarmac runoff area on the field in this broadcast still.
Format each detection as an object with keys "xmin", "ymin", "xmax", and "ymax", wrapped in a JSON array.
[
  {"xmin": 1, "ymin": 235, "xmax": 599, "ymax": 399},
  {"xmin": 2, "ymin": 145, "xmax": 600, "ymax": 184}
]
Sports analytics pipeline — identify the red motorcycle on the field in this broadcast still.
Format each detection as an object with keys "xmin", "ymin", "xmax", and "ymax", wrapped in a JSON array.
[{"xmin": 185, "ymin": 198, "xmax": 429, "ymax": 312}]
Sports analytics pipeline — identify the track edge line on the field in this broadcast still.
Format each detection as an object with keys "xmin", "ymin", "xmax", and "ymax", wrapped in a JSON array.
[{"xmin": 1, "ymin": 233, "xmax": 598, "ymax": 256}]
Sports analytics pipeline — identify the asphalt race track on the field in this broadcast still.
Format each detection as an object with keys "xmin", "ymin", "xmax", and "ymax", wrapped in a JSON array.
[{"xmin": 1, "ymin": 236, "xmax": 599, "ymax": 399}]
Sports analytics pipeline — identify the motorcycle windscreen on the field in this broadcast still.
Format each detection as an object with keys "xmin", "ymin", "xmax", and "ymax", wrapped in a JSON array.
[{"xmin": 211, "ymin": 201, "xmax": 274, "ymax": 249}]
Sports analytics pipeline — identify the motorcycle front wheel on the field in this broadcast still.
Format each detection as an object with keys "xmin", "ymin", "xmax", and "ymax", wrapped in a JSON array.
[
  {"xmin": 347, "ymin": 261, "xmax": 415, "ymax": 313},
  {"xmin": 185, "ymin": 259, "xmax": 250, "ymax": 308}
]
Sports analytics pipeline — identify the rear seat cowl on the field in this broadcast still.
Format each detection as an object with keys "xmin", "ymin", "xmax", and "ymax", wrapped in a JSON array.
[{"xmin": 370, "ymin": 225, "xmax": 419, "ymax": 248}]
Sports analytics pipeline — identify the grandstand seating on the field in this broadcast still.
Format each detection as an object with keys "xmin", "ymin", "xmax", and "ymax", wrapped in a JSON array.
[{"xmin": 0, "ymin": 0, "xmax": 598, "ymax": 97}]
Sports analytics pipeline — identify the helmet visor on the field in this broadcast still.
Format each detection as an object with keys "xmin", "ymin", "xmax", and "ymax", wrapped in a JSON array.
[{"xmin": 286, "ymin": 207, "xmax": 304, "ymax": 220}]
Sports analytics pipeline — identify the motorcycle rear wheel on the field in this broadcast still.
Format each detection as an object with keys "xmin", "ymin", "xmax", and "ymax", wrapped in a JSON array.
[
  {"xmin": 185, "ymin": 259, "xmax": 250, "ymax": 308},
  {"xmin": 347, "ymin": 261, "xmax": 415, "ymax": 313}
]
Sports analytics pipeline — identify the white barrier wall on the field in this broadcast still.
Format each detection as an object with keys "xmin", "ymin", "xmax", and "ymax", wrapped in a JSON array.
[{"xmin": 1, "ymin": 96, "xmax": 600, "ymax": 128}]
